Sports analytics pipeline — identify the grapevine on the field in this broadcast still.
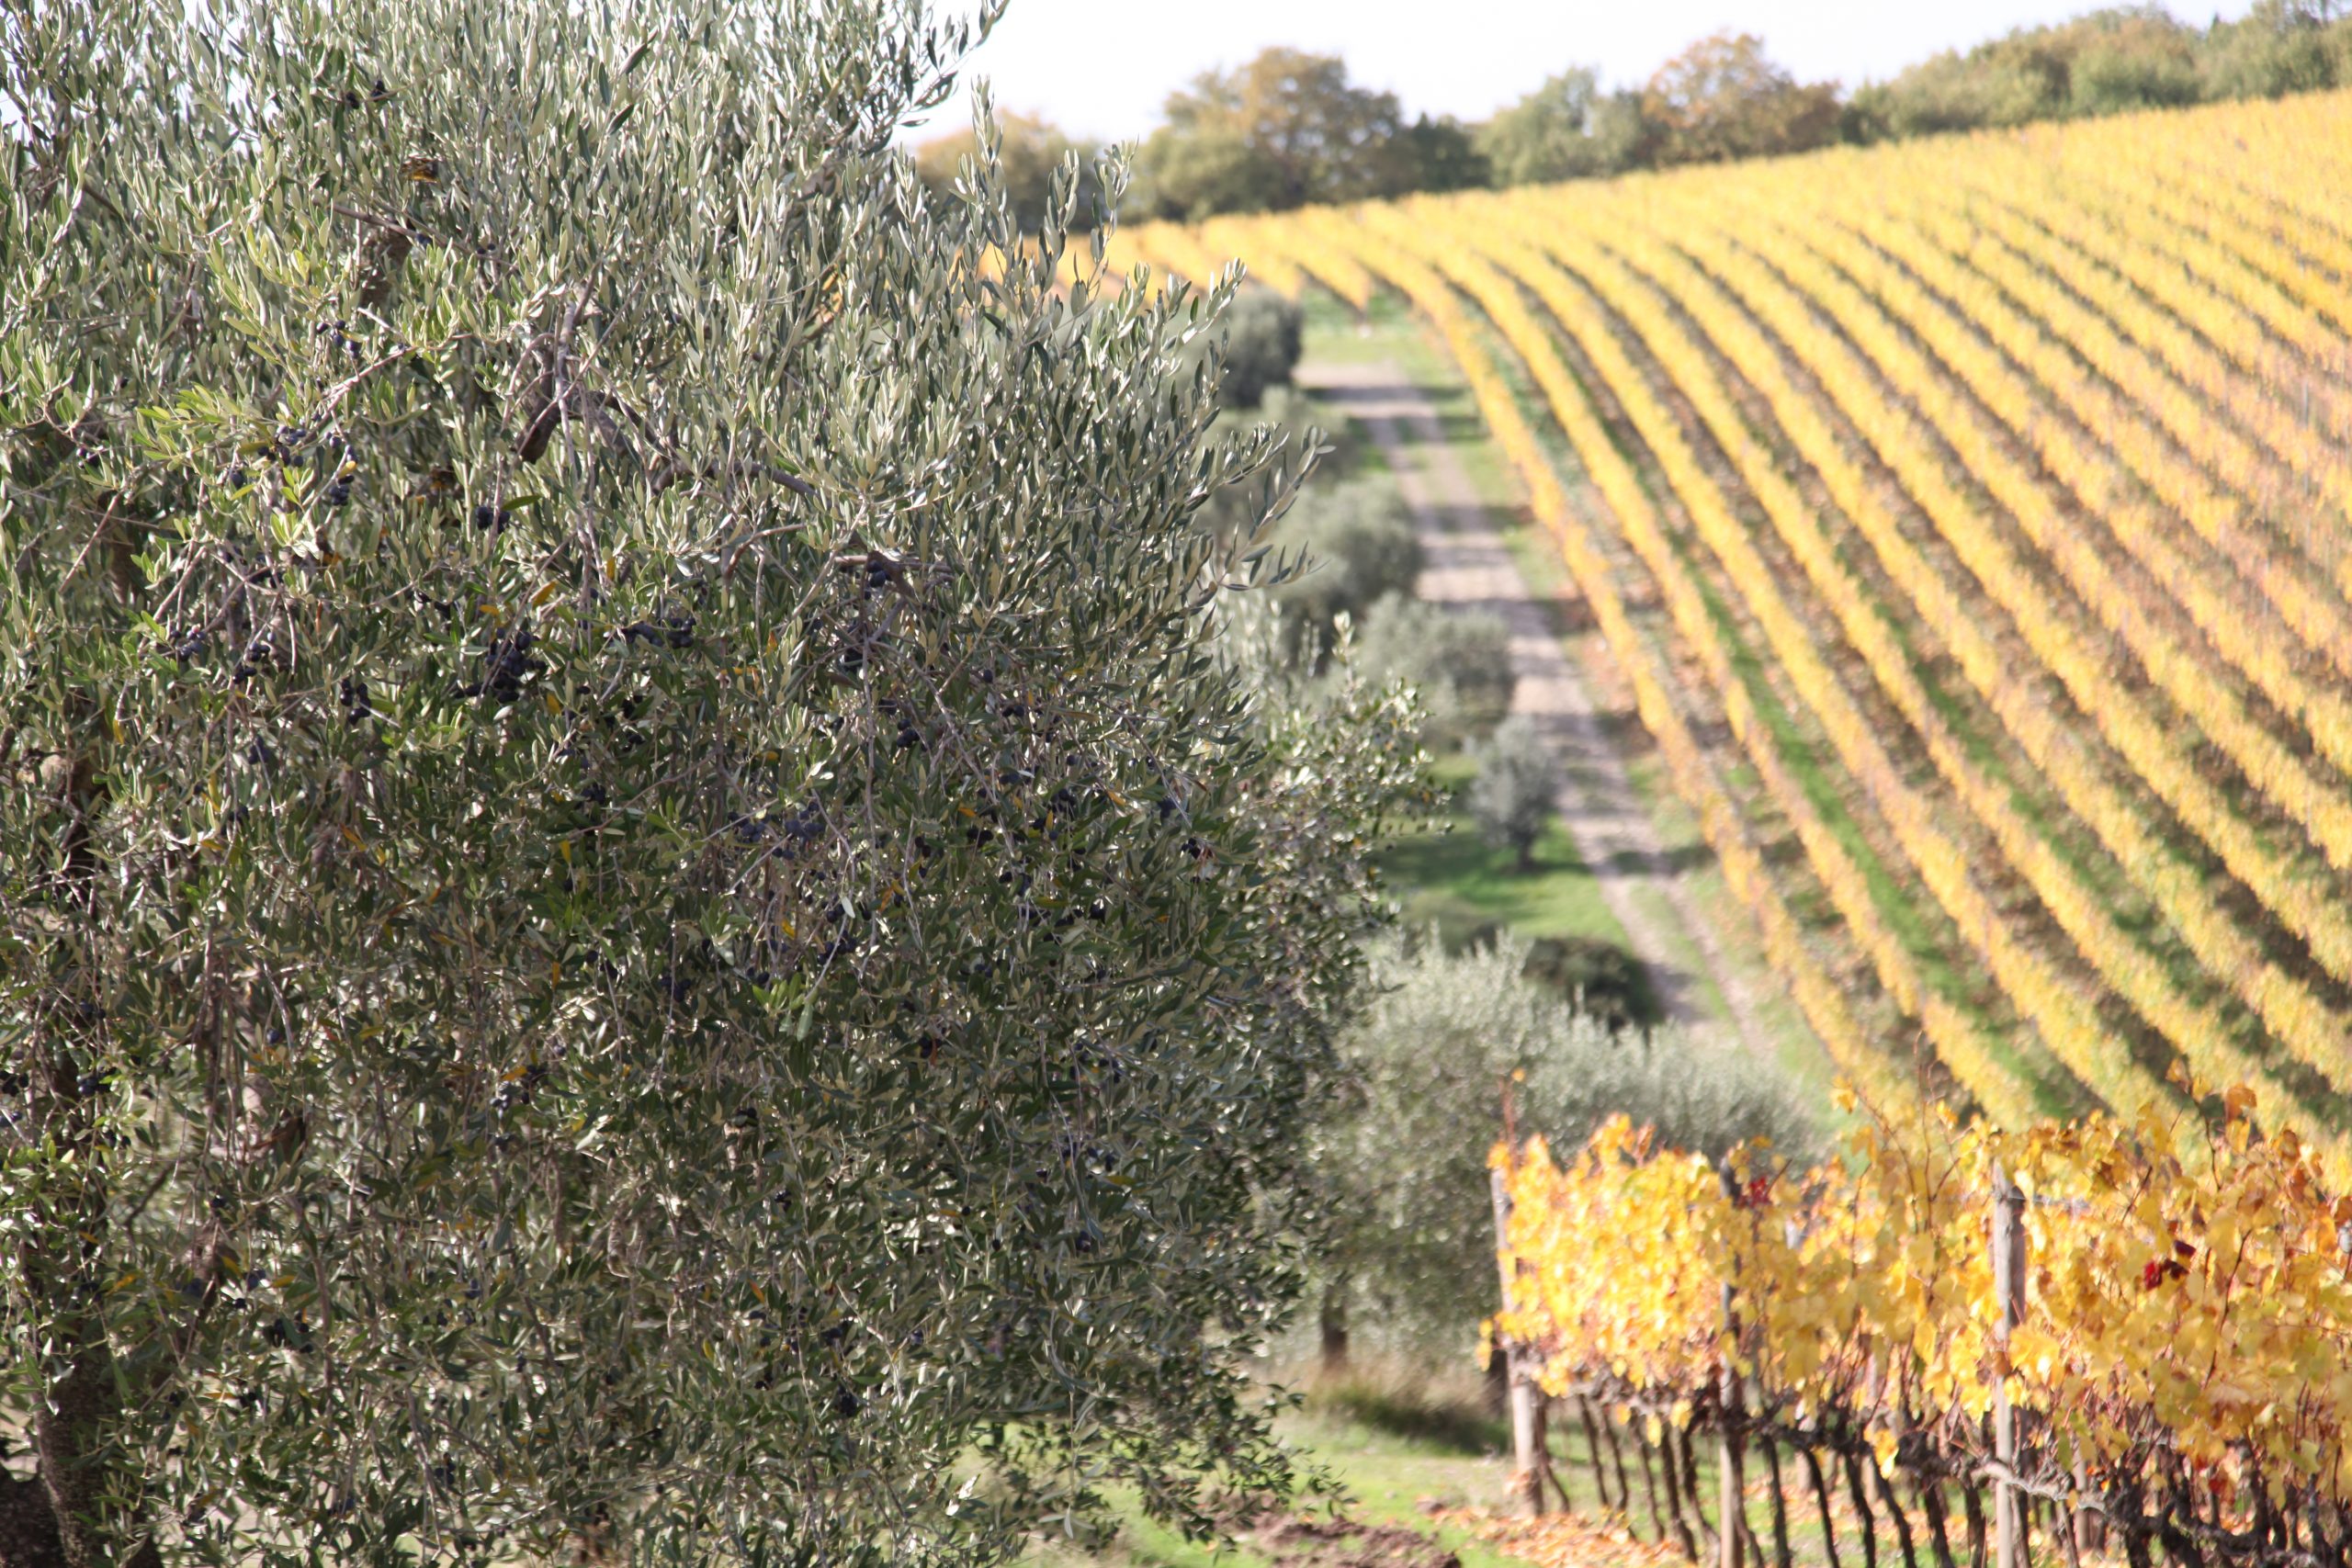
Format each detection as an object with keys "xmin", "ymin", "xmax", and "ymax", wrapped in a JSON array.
[{"xmin": 1151, "ymin": 87, "xmax": 2352, "ymax": 1149}]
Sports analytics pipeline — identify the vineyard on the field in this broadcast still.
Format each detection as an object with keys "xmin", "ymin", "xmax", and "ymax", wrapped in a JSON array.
[
  {"xmin": 1485, "ymin": 1088, "xmax": 2352, "ymax": 1568},
  {"xmin": 1111, "ymin": 88, "xmax": 2352, "ymax": 1156}
]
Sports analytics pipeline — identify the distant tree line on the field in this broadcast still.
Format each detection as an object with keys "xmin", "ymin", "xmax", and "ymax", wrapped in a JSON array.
[{"xmin": 915, "ymin": 1, "xmax": 2352, "ymax": 224}]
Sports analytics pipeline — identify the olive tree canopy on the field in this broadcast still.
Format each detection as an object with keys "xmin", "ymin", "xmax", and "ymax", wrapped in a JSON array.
[
  {"xmin": 0, "ymin": 0, "xmax": 1421, "ymax": 1562},
  {"xmin": 1310, "ymin": 934, "xmax": 1815, "ymax": 1361}
]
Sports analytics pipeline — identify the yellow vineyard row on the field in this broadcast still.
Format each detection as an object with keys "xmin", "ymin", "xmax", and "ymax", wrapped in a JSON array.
[
  {"xmin": 1131, "ymin": 87, "xmax": 2352, "ymax": 1127},
  {"xmin": 1498, "ymin": 1087, "xmax": 2352, "ymax": 1501},
  {"xmin": 1271, "ymin": 224, "xmax": 1928, "ymax": 1115},
  {"xmin": 1389, "ymin": 210, "xmax": 2125, "ymax": 1122},
  {"xmin": 1959, "ymin": 164, "xmax": 2352, "ymax": 556},
  {"xmin": 1466, "ymin": 209, "xmax": 2352, "ymax": 1130},
  {"xmin": 1560, "ymin": 205, "xmax": 2352, "ymax": 1109},
  {"xmin": 1618, "ymin": 197, "xmax": 2352, "ymax": 998},
  {"xmin": 1888, "ymin": 196, "xmax": 2352, "ymax": 687},
  {"xmin": 1380, "ymin": 213, "xmax": 2057, "ymax": 1123}
]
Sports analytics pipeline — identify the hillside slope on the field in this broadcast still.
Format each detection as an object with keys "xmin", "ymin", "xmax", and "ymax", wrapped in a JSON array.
[{"xmin": 1119, "ymin": 90, "xmax": 2352, "ymax": 1143}]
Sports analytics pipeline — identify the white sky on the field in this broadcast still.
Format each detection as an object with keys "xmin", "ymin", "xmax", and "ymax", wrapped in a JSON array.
[{"xmin": 910, "ymin": 0, "xmax": 2256, "ymax": 145}]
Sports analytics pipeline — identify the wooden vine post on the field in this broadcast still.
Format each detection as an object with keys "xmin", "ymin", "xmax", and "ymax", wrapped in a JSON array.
[
  {"xmin": 1720, "ymin": 1166, "xmax": 1748, "ymax": 1568},
  {"xmin": 1492, "ymin": 1089, "xmax": 1549, "ymax": 1517},
  {"xmin": 1991, "ymin": 1165, "xmax": 2030, "ymax": 1568}
]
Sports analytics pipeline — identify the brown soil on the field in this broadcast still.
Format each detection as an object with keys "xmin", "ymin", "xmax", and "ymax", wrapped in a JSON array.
[{"xmin": 1244, "ymin": 1510, "xmax": 1465, "ymax": 1568}]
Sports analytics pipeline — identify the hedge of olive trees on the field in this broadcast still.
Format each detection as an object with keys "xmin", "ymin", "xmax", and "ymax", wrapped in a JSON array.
[{"xmin": 0, "ymin": 1, "xmax": 1423, "ymax": 1562}]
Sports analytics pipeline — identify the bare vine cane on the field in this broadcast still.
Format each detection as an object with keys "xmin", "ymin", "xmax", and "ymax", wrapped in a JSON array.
[
  {"xmin": 1803, "ymin": 1441, "xmax": 1848, "ymax": 1568},
  {"xmin": 1639, "ymin": 1415, "xmax": 1675, "ymax": 1547},
  {"xmin": 1847, "ymin": 1440, "xmax": 1883, "ymax": 1568},
  {"xmin": 1577, "ymin": 1393, "xmax": 1617, "ymax": 1514},
  {"xmin": 1602, "ymin": 1401, "xmax": 1636, "ymax": 1526},
  {"xmin": 1686, "ymin": 1423, "xmax": 1722, "ymax": 1556},
  {"xmin": 2073, "ymin": 1454, "xmax": 2103, "ymax": 1559},
  {"xmin": 1760, "ymin": 1429, "xmax": 1796, "ymax": 1568},
  {"xmin": 1662, "ymin": 1413, "xmax": 1702, "ymax": 1562},
  {"xmin": 1871, "ymin": 1443, "xmax": 1923, "ymax": 1568},
  {"xmin": 1918, "ymin": 1448, "xmax": 1961, "ymax": 1568}
]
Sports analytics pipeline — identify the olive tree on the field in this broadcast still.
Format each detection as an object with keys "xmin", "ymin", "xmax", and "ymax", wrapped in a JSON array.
[
  {"xmin": 1467, "ymin": 714, "xmax": 1559, "ymax": 871},
  {"xmin": 1195, "ymin": 288, "xmax": 1303, "ymax": 411},
  {"xmin": 1309, "ymin": 934, "xmax": 1815, "ymax": 1367},
  {"xmin": 1353, "ymin": 592, "xmax": 1515, "ymax": 746},
  {"xmin": 1265, "ymin": 479, "xmax": 1420, "ymax": 649},
  {"xmin": 0, "ymin": 0, "xmax": 1423, "ymax": 1562}
]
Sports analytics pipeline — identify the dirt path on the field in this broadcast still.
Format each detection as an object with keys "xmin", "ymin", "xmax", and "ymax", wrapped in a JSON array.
[{"xmin": 1306, "ymin": 360, "xmax": 1773, "ymax": 1056}]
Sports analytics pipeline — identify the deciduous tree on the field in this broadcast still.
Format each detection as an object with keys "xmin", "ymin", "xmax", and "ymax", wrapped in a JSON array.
[
  {"xmin": 1642, "ymin": 31, "xmax": 1841, "ymax": 165},
  {"xmin": 1136, "ymin": 47, "xmax": 1411, "ymax": 219},
  {"xmin": 1481, "ymin": 67, "xmax": 1600, "ymax": 186},
  {"xmin": 1387, "ymin": 114, "xmax": 1491, "ymax": 196}
]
